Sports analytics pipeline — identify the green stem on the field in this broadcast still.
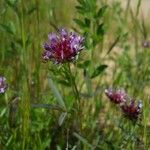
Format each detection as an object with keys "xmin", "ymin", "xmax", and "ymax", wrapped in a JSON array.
[
  {"xmin": 67, "ymin": 63, "xmax": 80, "ymax": 102},
  {"xmin": 5, "ymin": 93, "xmax": 8, "ymax": 105},
  {"xmin": 136, "ymin": 0, "xmax": 142, "ymax": 17},
  {"xmin": 20, "ymin": 0, "xmax": 30, "ymax": 149},
  {"xmin": 65, "ymin": 63, "xmax": 81, "ymax": 131},
  {"xmin": 125, "ymin": 0, "xmax": 131, "ymax": 19},
  {"xmin": 143, "ymin": 99, "xmax": 148, "ymax": 149}
]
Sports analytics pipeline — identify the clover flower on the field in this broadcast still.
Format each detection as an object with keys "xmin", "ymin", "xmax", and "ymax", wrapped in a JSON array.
[
  {"xmin": 0, "ymin": 76, "xmax": 8, "ymax": 94},
  {"xmin": 42, "ymin": 28, "xmax": 84, "ymax": 64},
  {"xmin": 121, "ymin": 100, "xmax": 142, "ymax": 120},
  {"xmin": 105, "ymin": 88, "xmax": 126, "ymax": 104}
]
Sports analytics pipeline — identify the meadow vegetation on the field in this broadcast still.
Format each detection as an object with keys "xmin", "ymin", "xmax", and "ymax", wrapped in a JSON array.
[{"xmin": 0, "ymin": 0, "xmax": 150, "ymax": 149}]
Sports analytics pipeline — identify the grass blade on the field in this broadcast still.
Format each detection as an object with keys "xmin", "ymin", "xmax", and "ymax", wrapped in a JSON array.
[
  {"xmin": 58, "ymin": 112, "xmax": 67, "ymax": 126},
  {"xmin": 73, "ymin": 132, "xmax": 93, "ymax": 149},
  {"xmin": 48, "ymin": 78, "xmax": 66, "ymax": 110}
]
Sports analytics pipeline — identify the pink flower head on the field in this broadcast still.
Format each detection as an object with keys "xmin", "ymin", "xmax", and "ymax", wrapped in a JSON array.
[
  {"xmin": 0, "ymin": 76, "xmax": 8, "ymax": 94},
  {"xmin": 105, "ymin": 88, "xmax": 126, "ymax": 104},
  {"xmin": 42, "ymin": 28, "xmax": 84, "ymax": 64},
  {"xmin": 121, "ymin": 100, "xmax": 142, "ymax": 120}
]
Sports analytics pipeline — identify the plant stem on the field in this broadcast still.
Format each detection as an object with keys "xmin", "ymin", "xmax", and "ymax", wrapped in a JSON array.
[
  {"xmin": 65, "ymin": 63, "xmax": 81, "ymax": 131},
  {"xmin": 143, "ymin": 98, "xmax": 148, "ymax": 149},
  {"xmin": 67, "ymin": 63, "xmax": 80, "ymax": 103},
  {"xmin": 20, "ymin": 0, "xmax": 30, "ymax": 149},
  {"xmin": 136, "ymin": 0, "xmax": 142, "ymax": 17}
]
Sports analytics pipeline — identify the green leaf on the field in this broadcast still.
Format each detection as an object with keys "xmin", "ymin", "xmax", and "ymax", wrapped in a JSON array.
[
  {"xmin": 96, "ymin": 5, "xmax": 108, "ymax": 18},
  {"xmin": 71, "ymin": 146, "xmax": 77, "ymax": 150},
  {"xmin": 84, "ymin": 18, "xmax": 90, "ymax": 28},
  {"xmin": 97, "ymin": 23, "xmax": 105, "ymax": 36},
  {"xmin": 57, "ymin": 79, "xmax": 71, "ymax": 87},
  {"xmin": 5, "ymin": 0, "xmax": 19, "ymax": 15},
  {"xmin": 75, "ymin": 6, "xmax": 85, "ymax": 14},
  {"xmin": 77, "ymin": 0, "xmax": 85, "ymax": 6},
  {"xmin": 77, "ymin": 60, "xmax": 91, "ymax": 69},
  {"xmin": 0, "ymin": 22, "xmax": 16, "ymax": 35},
  {"xmin": 91, "ymin": 65, "xmax": 107, "ymax": 79},
  {"xmin": 5, "ymin": 0, "xmax": 18, "ymax": 7},
  {"xmin": 0, "ymin": 108, "xmax": 7, "ymax": 117},
  {"xmin": 58, "ymin": 112, "xmax": 67, "ymax": 126},
  {"xmin": 74, "ymin": 19, "xmax": 85, "ymax": 28},
  {"xmin": 6, "ymin": 135, "xmax": 13, "ymax": 146},
  {"xmin": 48, "ymin": 78, "xmax": 66, "ymax": 110}
]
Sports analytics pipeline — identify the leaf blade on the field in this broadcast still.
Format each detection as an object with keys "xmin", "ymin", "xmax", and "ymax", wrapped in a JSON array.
[
  {"xmin": 48, "ymin": 78, "xmax": 66, "ymax": 110},
  {"xmin": 91, "ymin": 65, "xmax": 107, "ymax": 79}
]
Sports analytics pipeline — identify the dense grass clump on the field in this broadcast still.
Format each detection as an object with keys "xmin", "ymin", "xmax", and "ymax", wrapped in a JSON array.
[{"xmin": 0, "ymin": 0, "xmax": 150, "ymax": 149}]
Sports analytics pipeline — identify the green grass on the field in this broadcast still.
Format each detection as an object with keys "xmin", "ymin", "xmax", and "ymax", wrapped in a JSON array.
[{"xmin": 0, "ymin": 0, "xmax": 150, "ymax": 149}]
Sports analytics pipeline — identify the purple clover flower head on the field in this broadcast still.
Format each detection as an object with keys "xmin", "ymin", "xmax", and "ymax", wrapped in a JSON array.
[
  {"xmin": 42, "ymin": 28, "xmax": 84, "ymax": 64},
  {"xmin": 0, "ymin": 76, "xmax": 8, "ymax": 94},
  {"xmin": 105, "ymin": 88, "xmax": 126, "ymax": 104},
  {"xmin": 58, "ymin": 28, "xmax": 68, "ymax": 37},
  {"xmin": 121, "ymin": 100, "xmax": 142, "ymax": 120}
]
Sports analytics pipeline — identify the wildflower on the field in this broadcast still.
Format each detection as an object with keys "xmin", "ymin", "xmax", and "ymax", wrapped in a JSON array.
[
  {"xmin": 105, "ymin": 88, "xmax": 126, "ymax": 104},
  {"xmin": 0, "ymin": 76, "xmax": 8, "ymax": 94},
  {"xmin": 121, "ymin": 100, "xmax": 142, "ymax": 120},
  {"xmin": 42, "ymin": 28, "xmax": 84, "ymax": 64}
]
